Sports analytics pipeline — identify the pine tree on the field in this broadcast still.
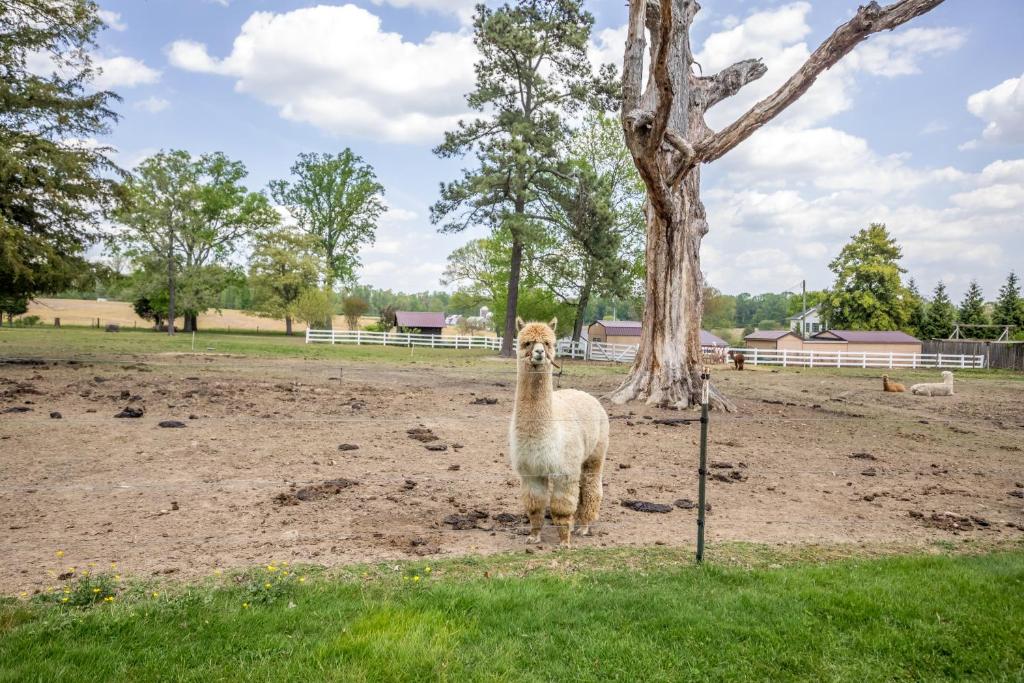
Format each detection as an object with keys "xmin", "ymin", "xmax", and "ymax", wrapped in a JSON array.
[
  {"xmin": 957, "ymin": 279, "xmax": 989, "ymax": 338},
  {"xmin": 906, "ymin": 278, "xmax": 927, "ymax": 338},
  {"xmin": 992, "ymin": 272, "xmax": 1023, "ymax": 333},
  {"xmin": 1, "ymin": 1, "xmax": 121, "ymax": 303},
  {"xmin": 922, "ymin": 282, "xmax": 955, "ymax": 339}
]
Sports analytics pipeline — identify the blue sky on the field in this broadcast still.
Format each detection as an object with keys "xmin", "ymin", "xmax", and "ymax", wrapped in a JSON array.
[{"xmin": 90, "ymin": 0, "xmax": 1024, "ymax": 301}]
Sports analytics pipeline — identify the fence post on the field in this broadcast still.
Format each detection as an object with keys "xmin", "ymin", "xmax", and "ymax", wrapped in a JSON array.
[
  {"xmin": 696, "ymin": 369, "xmax": 710, "ymax": 563},
  {"xmin": 753, "ymin": 348, "xmax": 759, "ymax": 366},
  {"xmin": 782, "ymin": 349, "xmax": 788, "ymax": 367}
]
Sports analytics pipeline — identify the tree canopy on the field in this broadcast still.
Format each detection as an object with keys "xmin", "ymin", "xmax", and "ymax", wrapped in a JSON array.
[
  {"xmin": 921, "ymin": 281, "xmax": 955, "ymax": 340},
  {"xmin": 821, "ymin": 224, "xmax": 911, "ymax": 331},
  {"xmin": 992, "ymin": 272, "xmax": 1023, "ymax": 332},
  {"xmin": 247, "ymin": 228, "xmax": 322, "ymax": 335},
  {"xmin": 270, "ymin": 150, "xmax": 385, "ymax": 291},
  {"xmin": 1, "ymin": 0, "xmax": 121, "ymax": 303}
]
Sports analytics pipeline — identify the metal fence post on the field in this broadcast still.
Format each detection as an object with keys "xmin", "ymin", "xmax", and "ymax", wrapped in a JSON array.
[{"xmin": 696, "ymin": 369, "xmax": 710, "ymax": 563}]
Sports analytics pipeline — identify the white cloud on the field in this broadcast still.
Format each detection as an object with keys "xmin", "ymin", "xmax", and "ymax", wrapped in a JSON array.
[
  {"xmin": 369, "ymin": 0, "xmax": 476, "ymax": 24},
  {"xmin": 845, "ymin": 27, "xmax": 965, "ymax": 77},
  {"xmin": 93, "ymin": 55, "xmax": 160, "ymax": 89},
  {"xmin": 167, "ymin": 4, "xmax": 476, "ymax": 143},
  {"xmin": 98, "ymin": 9, "xmax": 126, "ymax": 31},
  {"xmin": 133, "ymin": 96, "xmax": 169, "ymax": 113},
  {"xmin": 966, "ymin": 72, "xmax": 1024, "ymax": 145}
]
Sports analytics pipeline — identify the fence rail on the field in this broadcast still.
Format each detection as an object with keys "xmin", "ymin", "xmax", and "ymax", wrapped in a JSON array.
[
  {"xmin": 731, "ymin": 347, "xmax": 985, "ymax": 369},
  {"xmin": 305, "ymin": 328, "xmax": 502, "ymax": 350},
  {"xmin": 922, "ymin": 340, "xmax": 1023, "ymax": 371}
]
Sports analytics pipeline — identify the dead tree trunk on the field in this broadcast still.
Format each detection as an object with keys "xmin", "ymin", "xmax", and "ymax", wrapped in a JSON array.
[{"xmin": 611, "ymin": 0, "xmax": 946, "ymax": 410}]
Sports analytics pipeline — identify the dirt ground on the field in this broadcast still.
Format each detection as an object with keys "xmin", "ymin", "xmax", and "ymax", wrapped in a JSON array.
[{"xmin": 1, "ymin": 354, "xmax": 1022, "ymax": 592}]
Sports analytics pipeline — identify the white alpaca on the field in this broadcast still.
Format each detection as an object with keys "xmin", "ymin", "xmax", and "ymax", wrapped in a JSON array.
[
  {"xmin": 910, "ymin": 371, "xmax": 955, "ymax": 396},
  {"xmin": 509, "ymin": 318, "xmax": 609, "ymax": 547}
]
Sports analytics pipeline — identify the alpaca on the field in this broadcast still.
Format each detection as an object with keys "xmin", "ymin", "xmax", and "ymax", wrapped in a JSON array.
[
  {"xmin": 882, "ymin": 374, "xmax": 905, "ymax": 392},
  {"xmin": 729, "ymin": 351, "xmax": 745, "ymax": 370},
  {"xmin": 910, "ymin": 371, "xmax": 955, "ymax": 396},
  {"xmin": 509, "ymin": 317, "xmax": 609, "ymax": 547}
]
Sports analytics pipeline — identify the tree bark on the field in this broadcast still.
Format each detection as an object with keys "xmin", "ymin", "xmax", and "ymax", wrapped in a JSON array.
[
  {"xmin": 501, "ymin": 236, "xmax": 524, "ymax": 357},
  {"xmin": 572, "ymin": 274, "xmax": 594, "ymax": 343},
  {"xmin": 613, "ymin": 0, "xmax": 945, "ymax": 410},
  {"xmin": 285, "ymin": 316, "xmax": 293, "ymax": 336},
  {"xmin": 166, "ymin": 230, "xmax": 176, "ymax": 337}
]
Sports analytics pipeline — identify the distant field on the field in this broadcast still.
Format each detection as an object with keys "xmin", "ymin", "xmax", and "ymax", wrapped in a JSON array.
[{"xmin": 26, "ymin": 298, "xmax": 375, "ymax": 332}]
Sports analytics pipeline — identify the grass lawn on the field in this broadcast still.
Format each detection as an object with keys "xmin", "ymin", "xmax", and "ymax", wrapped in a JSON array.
[{"xmin": 1, "ymin": 548, "xmax": 1022, "ymax": 682}]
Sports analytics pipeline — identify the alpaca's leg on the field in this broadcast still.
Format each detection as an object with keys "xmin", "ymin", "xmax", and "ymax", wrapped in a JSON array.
[
  {"xmin": 521, "ymin": 475, "xmax": 547, "ymax": 543},
  {"xmin": 576, "ymin": 449, "xmax": 606, "ymax": 536},
  {"xmin": 549, "ymin": 474, "xmax": 579, "ymax": 547}
]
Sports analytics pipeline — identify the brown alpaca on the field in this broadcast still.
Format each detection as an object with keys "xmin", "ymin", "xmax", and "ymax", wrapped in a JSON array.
[
  {"xmin": 510, "ymin": 317, "xmax": 609, "ymax": 547},
  {"xmin": 882, "ymin": 375, "xmax": 905, "ymax": 393},
  {"xmin": 730, "ymin": 351, "xmax": 745, "ymax": 370}
]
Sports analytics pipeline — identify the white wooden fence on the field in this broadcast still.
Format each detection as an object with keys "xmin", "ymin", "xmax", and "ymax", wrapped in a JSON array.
[
  {"xmin": 305, "ymin": 329, "xmax": 502, "ymax": 350},
  {"xmin": 730, "ymin": 347, "xmax": 986, "ymax": 369},
  {"xmin": 304, "ymin": 329, "xmax": 985, "ymax": 369}
]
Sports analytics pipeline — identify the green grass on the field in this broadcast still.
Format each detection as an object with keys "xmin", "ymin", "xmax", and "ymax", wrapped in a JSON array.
[
  {"xmin": 2, "ymin": 548, "xmax": 1022, "ymax": 682},
  {"xmin": 0, "ymin": 326, "xmax": 632, "ymax": 377}
]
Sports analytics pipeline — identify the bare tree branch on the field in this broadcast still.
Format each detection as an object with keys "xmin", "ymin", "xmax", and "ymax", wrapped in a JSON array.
[
  {"xmin": 647, "ymin": 0, "xmax": 675, "ymax": 150},
  {"xmin": 693, "ymin": 58, "xmax": 767, "ymax": 112},
  {"xmin": 695, "ymin": 0, "xmax": 947, "ymax": 164},
  {"xmin": 621, "ymin": 0, "xmax": 648, "ymax": 116}
]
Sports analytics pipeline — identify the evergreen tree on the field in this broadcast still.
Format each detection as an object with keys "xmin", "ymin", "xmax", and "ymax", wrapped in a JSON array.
[
  {"xmin": 1, "ymin": 0, "xmax": 122, "ymax": 304},
  {"xmin": 957, "ymin": 279, "xmax": 989, "ymax": 338},
  {"xmin": 821, "ymin": 224, "xmax": 911, "ymax": 330},
  {"xmin": 992, "ymin": 272, "xmax": 1023, "ymax": 333},
  {"xmin": 431, "ymin": 0, "xmax": 615, "ymax": 355},
  {"xmin": 921, "ymin": 281, "xmax": 955, "ymax": 339},
  {"xmin": 906, "ymin": 278, "xmax": 927, "ymax": 338}
]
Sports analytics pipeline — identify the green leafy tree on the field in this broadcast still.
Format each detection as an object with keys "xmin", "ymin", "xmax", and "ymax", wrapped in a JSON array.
[
  {"xmin": 703, "ymin": 286, "xmax": 736, "ymax": 330},
  {"xmin": 247, "ymin": 228, "xmax": 321, "ymax": 335},
  {"xmin": 537, "ymin": 113, "xmax": 644, "ymax": 341},
  {"xmin": 906, "ymin": 278, "xmax": 927, "ymax": 338},
  {"xmin": 270, "ymin": 151, "xmax": 385, "ymax": 291},
  {"xmin": 0, "ymin": 295, "xmax": 29, "ymax": 325},
  {"xmin": 821, "ymin": 224, "xmax": 911, "ymax": 331},
  {"xmin": 431, "ymin": 0, "xmax": 614, "ymax": 355},
  {"xmin": 114, "ymin": 150, "xmax": 277, "ymax": 333},
  {"xmin": 341, "ymin": 296, "xmax": 369, "ymax": 332},
  {"xmin": 992, "ymin": 271, "xmax": 1023, "ymax": 333},
  {"xmin": 1, "ymin": 0, "xmax": 122, "ymax": 305},
  {"xmin": 921, "ymin": 281, "xmax": 955, "ymax": 339},
  {"xmin": 957, "ymin": 279, "xmax": 989, "ymax": 337},
  {"xmin": 294, "ymin": 289, "xmax": 334, "ymax": 330}
]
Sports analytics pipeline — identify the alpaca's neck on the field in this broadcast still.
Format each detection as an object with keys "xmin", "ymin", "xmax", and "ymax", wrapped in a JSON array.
[{"xmin": 513, "ymin": 363, "xmax": 554, "ymax": 433}]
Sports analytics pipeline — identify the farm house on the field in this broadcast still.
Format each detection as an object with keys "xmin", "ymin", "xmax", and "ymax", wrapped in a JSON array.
[
  {"xmin": 587, "ymin": 320, "xmax": 729, "ymax": 356},
  {"xmin": 809, "ymin": 329, "xmax": 923, "ymax": 355},
  {"xmin": 395, "ymin": 311, "xmax": 445, "ymax": 336}
]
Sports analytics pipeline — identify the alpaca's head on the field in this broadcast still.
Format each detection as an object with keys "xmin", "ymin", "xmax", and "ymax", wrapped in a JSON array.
[
  {"xmin": 882, "ymin": 374, "xmax": 889, "ymax": 381},
  {"xmin": 942, "ymin": 371, "xmax": 954, "ymax": 382},
  {"xmin": 516, "ymin": 317, "xmax": 557, "ymax": 370}
]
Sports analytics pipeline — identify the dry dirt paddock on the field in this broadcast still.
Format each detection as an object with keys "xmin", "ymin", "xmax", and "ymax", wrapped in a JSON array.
[{"xmin": 1, "ymin": 354, "xmax": 1022, "ymax": 592}]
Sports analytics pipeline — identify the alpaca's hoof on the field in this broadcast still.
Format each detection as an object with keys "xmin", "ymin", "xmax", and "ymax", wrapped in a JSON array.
[
  {"xmin": 576, "ymin": 525, "xmax": 591, "ymax": 536},
  {"xmin": 527, "ymin": 533, "xmax": 541, "ymax": 544}
]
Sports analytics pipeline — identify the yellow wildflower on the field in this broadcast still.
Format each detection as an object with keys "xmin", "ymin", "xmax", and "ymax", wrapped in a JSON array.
[
  {"xmin": 264, "ymin": 583, "xmax": 271, "ymax": 589},
  {"xmin": 103, "ymin": 596, "xmax": 114, "ymax": 603},
  {"xmin": 92, "ymin": 588, "xmax": 101, "ymax": 593},
  {"xmin": 214, "ymin": 569, "xmax": 223, "ymax": 576},
  {"xmin": 242, "ymin": 602, "xmax": 250, "ymax": 609},
  {"xmin": 413, "ymin": 575, "xmax": 420, "ymax": 582},
  {"xmin": 19, "ymin": 592, "xmax": 27, "ymax": 598},
  {"xmin": 88, "ymin": 562, "xmax": 96, "ymax": 568},
  {"xmin": 425, "ymin": 567, "xmax": 432, "ymax": 573},
  {"xmin": 55, "ymin": 550, "xmax": 64, "ymax": 559},
  {"xmin": 110, "ymin": 562, "xmax": 117, "ymax": 569},
  {"xmin": 266, "ymin": 565, "xmax": 278, "ymax": 572},
  {"xmin": 152, "ymin": 592, "xmax": 160, "ymax": 598},
  {"xmin": 61, "ymin": 597, "xmax": 69, "ymax": 603},
  {"xmin": 298, "ymin": 576, "xmax": 306, "ymax": 583}
]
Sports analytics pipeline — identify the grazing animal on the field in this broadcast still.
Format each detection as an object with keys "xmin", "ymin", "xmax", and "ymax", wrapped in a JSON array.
[
  {"xmin": 882, "ymin": 374, "xmax": 905, "ymax": 393},
  {"xmin": 510, "ymin": 317, "xmax": 609, "ymax": 547},
  {"xmin": 729, "ymin": 350, "xmax": 745, "ymax": 370},
  {"xmin": 910, "ymin": 371, "xmax": 955, "ymax": 397}
]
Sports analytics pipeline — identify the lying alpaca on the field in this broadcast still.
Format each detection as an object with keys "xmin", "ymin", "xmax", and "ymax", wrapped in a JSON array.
[
  {"xmin": 510, "ymin": 317, "xmax": 609, "ymax": 547},
  {"xmin": 910, "ymin": 371, "xmax": 955, "ymax": 396},
  {"xmin": 882, "ymin": 374, "xmax": 905, "ymax": 392},
  {"xmin": 729, "ymin": 351, "xmax": 745, "ymax": 370}
]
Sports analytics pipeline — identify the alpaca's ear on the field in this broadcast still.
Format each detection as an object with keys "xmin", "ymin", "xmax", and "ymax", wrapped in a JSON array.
[
  {"xmin": 548, "ymin": 317, "xmax": 558, "ymax": 331},
  {"xmin": 515, "ymin": 317, "xmax": 525, "ymax": 332}
]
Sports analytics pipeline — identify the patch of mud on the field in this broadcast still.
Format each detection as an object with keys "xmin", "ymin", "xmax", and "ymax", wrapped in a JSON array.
[
  {"xmin": 274, "ymin": 478, "xmax": 358, "ymax": 505},
  {"xmin": 621, "ymin": 500, "xmax": 673, "ymax": 513}
]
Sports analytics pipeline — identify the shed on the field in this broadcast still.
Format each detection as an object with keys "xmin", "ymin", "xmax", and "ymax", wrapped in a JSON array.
[
  {"xmin": 587, "ymin": 320, "xmax": 641, "ymax": 346},
  {"xmin": 743, "ymin": 330, "xmax": 804, "ymax": 350},
  {"xmin": 395, "ymin": 311, "xmax": 445, "ymax": 336},
  {"xmin": 811, "ymin": 330, "xmax": 922, "ymax": 354},
  {"xmin": 700, "ymin": 330, "xmax": 728, "ymax": 348}
]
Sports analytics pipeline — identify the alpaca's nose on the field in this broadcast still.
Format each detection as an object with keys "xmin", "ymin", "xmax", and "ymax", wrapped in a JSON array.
[{"xmin": 531, "ymin": 347, "xmax": 544, "ymax": 362}]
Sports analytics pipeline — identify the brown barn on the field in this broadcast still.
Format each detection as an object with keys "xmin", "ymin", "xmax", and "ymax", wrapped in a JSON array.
[{"xmin": 395, "ymin": 311, "xmax": 445, "ymax": 336}]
